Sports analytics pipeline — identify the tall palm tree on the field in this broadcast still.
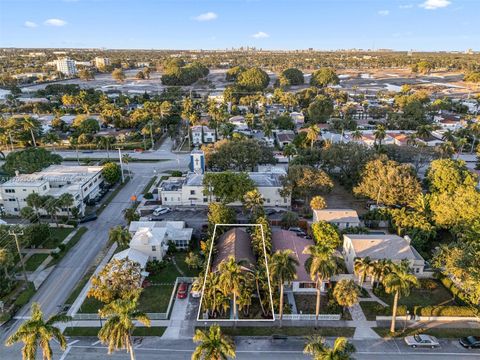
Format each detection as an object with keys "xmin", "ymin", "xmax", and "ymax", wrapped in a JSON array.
[
  {"xmin": 21, "ymin": 117, "xmax": 39, "ymax": 147},
  {"xmin": 455, "ymin": 137, "xmax": 468, "ymax": 158},
  {"xmin": 42, "ymin": 195, "xmax": 60, "ymax": 225},
  {"xmin": 333, "ymin": 279, "xmax": 360, "ymax": 316},
  {"xmin": 218, "ymin": 257, "xmax": 245, "ymax": 321},
  {"xmin": 43, "ymin": 132, "xmax": 60, "ymax": 152},
  {"xmin": 383, "ymin": 265, "xmax": 419, "ymax": 333},
  {"xmin": 439, "ymin": 141, "xmax": 455, "ymax": 158},
  {"xmin": 109, "ymin": 226, "xmax": 132, "ymax": 249},
  {"xmin": 304, "ymin": 336, "xmax": 356, "ymax": 360},
  {"xmin": 242, "ymin": 189, "xmax": 264, "ymax": 217},
  {"xmin": 351, "ymin": 129, "xmax": 362, "ymax": 141},
  {"xmin": 406, "ymin": 132, "xmax": 418, "ymax": 146},
  {"xmin": 468, "ymin": 121, "xmax": 480, "ymax": 153},
  {"xmin": 58, "ymin": 193, "xmax": 74, "ymax": 220},
  {"xmin": 441, "ymin": 129, "xmax": 456, "ymax": 143},
  {"xmin": 122, "ymin": 154, "xmax": 132, "ymax": 178},
  {"xmin": 374, "ymin": 124, "xmax": 386, "ymax": 146},
  {"xmin": 306, "ymin": 124, "xmax": 320, "ymax": 149},
  {"xmin": 269, "ymin": 250, "xmax": 299, "ymax": 326},
  {"xmin": 96, "ymin": 136, "xmax": 115, "ymax": 159},
  {"xmin": 303, "ymin": 245, "xmax": 338, "ymax": 327},
  {"xmin": 5, "ymin": 302, "xmax": 72, "ymax": 360},
  {"xmin": 415, "ymin": 124, "xmax": 434, "ymax": 140},
  {"xmin": 98, "ymin": 298, "xmax": 150, "ymax": 360},
  {"xmin": 283, "ymin": 143, "xmax": 297, "ymax": 162},
  {"xmin": 192, "ymin": 324, "xmax": 236, "ymax": 360},
  {"xmin": 354, "ymin": 257, "xmax": 373, "ymax": 286},
  {"xmin": 26, "ymin": 192, "xmax": 44, "ymax": 223}
]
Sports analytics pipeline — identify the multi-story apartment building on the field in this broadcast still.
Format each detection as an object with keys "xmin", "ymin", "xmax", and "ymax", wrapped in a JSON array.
[{"xmin": 54, "ymin": 58, "xmax": 77, "ymax": 76}]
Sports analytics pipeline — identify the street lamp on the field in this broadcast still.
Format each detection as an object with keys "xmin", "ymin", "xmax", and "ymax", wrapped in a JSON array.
[{"xmin": 404, "ymin": 310, "xmax": 410, "ymax": 332}]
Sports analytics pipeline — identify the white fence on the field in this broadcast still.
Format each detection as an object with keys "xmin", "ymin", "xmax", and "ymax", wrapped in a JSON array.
[{"xmin": 282, "ymin": 314, "xmax": 341, "ymax": 321}]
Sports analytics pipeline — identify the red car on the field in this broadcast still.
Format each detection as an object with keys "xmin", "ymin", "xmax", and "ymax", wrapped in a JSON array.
[{"xmin": 177, "ymin": 283, "xmax": 188, "ymax": 299}]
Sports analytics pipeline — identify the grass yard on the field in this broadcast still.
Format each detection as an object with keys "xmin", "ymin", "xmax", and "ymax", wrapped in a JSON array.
[
  {"xmin": 137, "ymin": 285, "xmax": 174, "ymax": 313},
  {"xmin": 64, "ymin": 327, "xmax": 166, "ymax": 337},
  {"xmin": 41, "ymin": 227, "xmax": 74, "ymax": 249},
  {"xmin": 373, "ymin": 327, "xmax": 479, "ymax": 339},
  {"xmin": 294, "ymin": 294, "xmax": 350, "ymax": 319},
  {"xmin": 360, "ymin": 301, "xmax": 392, "ymax": 321},
  {"xmin": 13, "ymin": 282, "xmax": 36, "ymax": 308},
  {"xmin": 375, "ymin": 279, "xmax": 455, "ymax": 310},
  {"xmin": 220, "ymin": 326, "xmax": 356, "ymax": 337},
  {"xmin": 174, "ymin": 252, "xmax": 200, "ymax": 277},
  {"xmin": 24, "ymin": 253, "xmax": 49, "ymax": 271},
  {"xmin": 78, "ymin": 296, "xmax": 104, "ymax": 314},
  {"xmin": 323, "ymin": 180, "xmax": 368, "ymax": 216}
]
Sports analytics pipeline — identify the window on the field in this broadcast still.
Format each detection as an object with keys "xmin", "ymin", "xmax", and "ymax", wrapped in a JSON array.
[
  {"xmin": 299, "ymin": 282, "xmax": 316, "ymax": 289},
  {"xmin": 203, "ymin": 197, "xmax": 208, "ymax": 203},
  {"xmin": 164, "ymin": 197, "xmax": 167, "ymax": 201},
  {"xmin": 153, "ymin": 256, "xmax": 157, "ymax": 261},
  {"xmin": 13, "ymin": 208, "xmax": 18, "ymax": 212},
  {"xmin": 8, "ymin": 198, "xmax": 15, "ymax": 202},
  {"xmin": 190, "ymin": 190, "xmax": 195, "ymax": 195},
  {"xmin": 23, "ymin": 189, "xmax": 26, "ymax": 192},
  {"xmin": 415, "ymin": 267, "xmax": 420, "ymax": 273},
  {"xmin": 266, "ymin": 198, "xmax": 270, "ymax": 203},
  {"xmin": 152, "ymin": 246, "xmax": 156, "ymax": 251},
  {"xmin": 5, "ymin": 189, "xmax": 15, "ymax": 193}
]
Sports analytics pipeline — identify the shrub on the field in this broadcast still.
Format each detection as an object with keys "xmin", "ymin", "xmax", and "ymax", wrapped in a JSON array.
[
  {"xmin": 414, "ymin": 306, "xmax": 478, "ymax": 317},
  {"xmin": 144, "ymin": 192, "xmax": 153, "ymax": 200},
  {"xmin": 170, "ymin": 171, "xmax": 183, "ymax": 177},
  {"xmin": 146, "ymin": 260, "xmax": 166, "ymax": 274},
  {"xmin": 419, "ymin": 278, "xmax": 438, "ymax": 291},
  {"xmin": 438, "ymin": 275, "xmax": 470, "ymax": 306},
  {"xmin": 57, "ymin": 243, "xmax": 66, "ymax": 252}
]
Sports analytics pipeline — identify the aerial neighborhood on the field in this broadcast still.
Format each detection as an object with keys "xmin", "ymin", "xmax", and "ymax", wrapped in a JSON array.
[{"xmin": 0, "ymin": 2, "xmax": 480, "ymax": 358}]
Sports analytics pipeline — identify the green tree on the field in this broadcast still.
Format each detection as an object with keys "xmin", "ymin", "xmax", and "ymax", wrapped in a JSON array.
[
  {"xmin": 242, "ymin": 189, "xmax": 264, "ymax": 217},
  {"xmin": 3, "ymin": 148, "xmax": 62, "ymax": 176},
  {"xmin": 426, "ymin": 158, "xmax": 478, "ymax": 194},
  {"xmin": 203, "ymin": 172, "xmax": 255, "ymax": 204},
  {"xmin": 311, "ymin": 221, "xmax": 341, "ymax": 250},
  {"xmin": 21, "ymin": 117, "xmax": 41, "ymax": 147},
  {"xmin": 98, "ymin": 298, "xmax": 150, "ymax": 360},
  {"xmin": 307, "ymin": 95, "xmax": 334, "ymax": 123},
  {"xmin": 123, "ymin": 208, "xmax": 140, "ymax": 225},
  {"xmin": 109, "ymin": 226, "xmax": 132, "ymax": 250},
  {"xmin": 310, "ymin": 68, "xmax": 339, "ymax": 88},
  {"xmin": 78, "ymin": 69, "xmax": 94, "ymax": 81},
  {"xmin": 304, "ymin": 336, "xmax": 356, "ymax": 360},
  {"xmin": 269, "ymin": 250, "xmax": 299, "ymax": 326},
  {"xmin": 192, "ymin": 324, "xmax": 236, "ymax": 360},
  {"xmin": 236, "ymin": 67, "xmax": 269, "ymax": 91},
  {"xmin": 5, "ymin": 302, "xmax": 71, "ymax": 360},
  {"xmin": 96, "ymin": 136, "xmax": 115, "ymax": 159},
  {"xmin": 112, "ymin": 68, "xmax": 126, "ymax": 82},
  {"xmin": 354, "ymin": 257, "xmax": 373, "ymax": 286},
  {"xmin": 281, "ymin": 68, "xmax": 304, "ymax": 85},
  {"xmin": 333, "ymin": 279, "xmax": 360, "ymax": 315},
  {"xmin": 26, "ymin": 192, "xmax": 44, "ymax": 222},
  {"xmin": 58, "ymin": 193, "xmax": 74, "ymax": 220},
  {"xmin": 353, "ymin": 156, "xmax": 421, "ymax": 206},
  {"xmin": 383, "ymin": 265, "xmax": 419, "ymax": 333},
  {"xmin": 306, "ymin": 124, "xmax": 320, "ymax": 149},
  {"xmin": 303, "ymin": 245, "xmax": 339, "ymax": 327},
  {"xmin": 281, "ymin": 165, "xmax": 333, "ymax": 204},
  {"xmin": 283, "ymin": 143, "xmax": 297, "ymax": 162},
  {"xmin": 280, "ymin": 211, "xmax": 299, "ymax": 229},
  {"xmin": 218, "ymin": 257, "xmax": 245, "ymax": 322},
  {"xmin": 373, "ymin": 124, "xmax": 386, "ymax": 146},
  {"xmin": 20, "ymin": 207, "xmax": 36, "ymax": 222},
  {"xmin": 103, "ymin": 162, "xmax": 121, "ymax": 184}
]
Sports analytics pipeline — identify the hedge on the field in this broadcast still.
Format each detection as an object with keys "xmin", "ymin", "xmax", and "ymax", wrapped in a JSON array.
[
  {"xmin": 414, "ymin": 305, "xmax": 478, "ymax": 317},
  {"xmin": 437, "ymin": 275, "xmax": 470, "ymax": 306}
]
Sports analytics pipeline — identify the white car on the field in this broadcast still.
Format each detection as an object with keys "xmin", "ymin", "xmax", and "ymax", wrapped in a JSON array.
[
  {"xmin": 152, "ymin": 207, "xmax": 170, "ymax": 216},
  {"xmin": 404, "ymin": 334, "xmax": 440, "ymax": 348}
]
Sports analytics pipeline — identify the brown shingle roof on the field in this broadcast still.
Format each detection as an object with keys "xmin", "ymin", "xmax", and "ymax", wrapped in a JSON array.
[{"xmin": 212, "ymin": 228, "xmax": 256, "ymax": 271}]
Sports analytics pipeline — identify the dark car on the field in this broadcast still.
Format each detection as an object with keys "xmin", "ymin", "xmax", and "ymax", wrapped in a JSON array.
[
  {"xmin": 79, "ymin": 213, "xmax": 98, "ymax": 223},
  {"xmin": 460, "ymin": 336, "xmax": 480, "ymax": 349}
]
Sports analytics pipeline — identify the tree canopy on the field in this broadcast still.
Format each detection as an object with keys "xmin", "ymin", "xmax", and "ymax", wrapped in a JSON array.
[
  {"xmin": 310, "ymin": 68, "xmax": 339, "ymax": 87},
  {"xmin": 3, "ymin": 148, "xmax": 62, "ymax": 175},
  {"xmin": 281, "ymin": 68, "xmax": 304, "ymax": 86},
  {"xmin": 236, "ymin": 67, "xmax": 270, "ymax": 91},
  {"xmin": 203, "ymin": 172, "xmax": 255, "ymax": 204}
]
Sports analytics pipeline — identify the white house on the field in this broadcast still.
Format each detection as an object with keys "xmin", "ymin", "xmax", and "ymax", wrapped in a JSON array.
[
  {"xmin": 129, "ymin": 221, "xmax": 193, "ymax": 250},
  {"xmin": 191, "ymin": 125, "xmax": 203, "ymax": 145},
  {"xmin": 229, "ymin": 115, "xmax": 248, "ymax": 130},
  {"xmin": 313, "ymin": 209, "xmax": 360, "ymax": 230},
  {"xmin": 0, "ymin": 165, "xmax": 104, "ymax": 216},
  {"xmin": 290, "ymin": 112, "xmax": 305, "ymax": 126},
  {"xmin": 159, "ymin": 171, "xmax": 290, "ymax": 208},
  {"xmin": 343, "ymin": 234, "xmax": 426, "ymax": 276},
  {"xmin": 129, "ymin": 227, "xmax": 168, "ymax": 261}
]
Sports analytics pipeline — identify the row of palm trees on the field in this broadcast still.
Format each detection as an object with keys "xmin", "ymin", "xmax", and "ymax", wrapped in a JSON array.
[
  {"xmin": 23, "ymin": 192, "xmax": 75, "ymax": 224},
  {"xmin": 193, "ymin": 324, "xmax": 356, "ymax": 360}
]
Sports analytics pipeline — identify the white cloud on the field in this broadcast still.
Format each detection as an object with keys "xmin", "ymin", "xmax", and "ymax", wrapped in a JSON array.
[
  {"xmin": 24, "ymin": 21, "xmax": 38, "ymax": 28},
  {"xmin": 252, "ymin": 31, "xmax": 269, "ymax": 39},
  {"xmin": 399, "ymin": 4, "xmax": 414, "ymax": 9},
  {"xmin": 44, "ymin": 18, "xmax": 67, "ymax": 26},
  {"xmin": 420, "ymin": 0, "xmax": 451, "ymax": 10},
  {"xmin": 193, "ymin": 12, "xmax": 218, "ymax": 21},
  {"xmin": 378, "ymin": 10, "xmax": 390, "ymax": 16}
]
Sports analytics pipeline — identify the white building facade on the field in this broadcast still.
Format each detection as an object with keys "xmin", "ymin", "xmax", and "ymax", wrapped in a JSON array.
[{"xmin": 54, "ymin": 58, "xmax": 77, "ymax": 76}]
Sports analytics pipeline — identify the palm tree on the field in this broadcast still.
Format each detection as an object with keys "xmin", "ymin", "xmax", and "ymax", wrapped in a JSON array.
[
  {"xmin": 98, "ymin": 298, "xmax": 150, "ymax": 360},
  {"xmin": 439, "ymin": 141, "xmax": 455, "ymax": 158},
  {"xmin": 370, "ymin": 259, "xmax": 393, "ymax": 288},
  {"xmin": 333, "ymin": 279, "xmax": 359, "ymax": 316},
  {"xmin": 406, "ymin": 133, "xmax": 418, "ymax": 146},
  {"xmin": 383, "ymin": 265, "xmax": 419, "ymax": 333},
  {"xmin": 26, "ymin": 192, "xmax": 43, "ymax": 223},
  {"xmin": 306, "ymin": 124, "xmax": 320, "ymax": 149},
  {"xmin": 109, "ymin": 226, "xmax": 132, "ymax": 249},
  {"xmin": 42, "ymin": 195, "xmax": 60, "ymax": 225},
  {"xmin": 58, "ymin": 193, "xmax": 74, "ymax": 220},
  {"xmin": 455, "ymin": 137, "xmax": 468, "ymax": 158},
  {"xmin": 351, "ymin": 129, "xmax": 362, "ymax": 141},
  {"xmin": 469, "ymin": 121, "xmax": 480, "ymax": 153},
  {"xmin": 242, "ymin": 189, "xmax": 264, "ymax": 217},
  {"xmin": 262, "ymin": 121, "xmax": 274, "ymax": 139},
  {"xmin": 21, "ymin": 117, "xmax": 39, "ymax": 147},
  {"xmin": 304, "ymin": 336, "xmax": 356, "ymax": 360},
  {"xmin": 303, "ymin": 245, "xmax": 338, "ymax": 327},
  {"xmin": 122, "ymin": 154, "xmax": 132, "ymax": 178},
  {"xmin": 123, "ymin": 208, "xmax": 139, "ymax": 225},
  {"xmin": 415, "ymin": 124, "xmax": 436, "ymax": 140},
  {"xmin": 192, "ymin": 324, "xmax": 236, "ymax": 360},
  {"xmin": 5, "ymin": 302, "xmax": 71, "ymax": 360},
  {"xmin": 441, "ymin": 129, "xmax": 456, "ymax": 143},
  {"xmin": 96, "ymin": 136, "xmax": 115, "ymax": 159},
  {"xmin": 218, "ymin": 257, "xmax": 245, "ymax": 321},
  {"xmin": 269, "ymin": 250, "xmax": 299, "ymax": 326},
  {"xmin": 374, "ymin": 124, "xmax": 386, "ymax": 146},
  {"xmin": 283, "ymin": 143, "xmax": 297, "ymax": 162},
  {"xmin": 354, "ymin": 257, "xmax": 373, "ymax": 286},
  {"xmin": 43, "ymin": 132, "xmax": 60, "ymax": 152}
]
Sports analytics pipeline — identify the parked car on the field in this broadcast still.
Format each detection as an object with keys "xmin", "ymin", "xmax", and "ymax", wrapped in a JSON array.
[
  {"xmin": 288, "ymin": 227, "xmax": 306, "ymax": 237},
  {"xmin": 153, "ymin": 207, "xmax": 170, "ymax": 216},
  {"xmin": 459, "ymin": 336, "xmax": 480, "ymax": 349},
  {"xmin": 190, "ymin": 289, "xmax": 201, "ymax": 298},
  {"xmin": 79, "ymin": 213, "xmax": 98, "ymax": 223},
  {"xmin": 264, "ymin": 208, "xmax": 277, "ymax": 216},
  {"xmin": 177, "ymin": 283, "xmax": 188, "ymax": 299},
  {"xmin": 404, "ymin": 334, "xmax": 440, "ymax": 348}
]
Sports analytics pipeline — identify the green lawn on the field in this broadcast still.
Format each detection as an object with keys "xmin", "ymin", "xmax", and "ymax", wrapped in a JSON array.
[
  {"xmin": 13, "ymin": 282, "xmax": 36, "ymax": 308},
  {"xmin": 64, "ymin": 327, "xmax": 166, "ymax": 337},
  {"xmin": 294, "ymin": 294, "xmax": 350, "ymax": 319},
  {"xmin": 142, "ymin": 176, "xmax": 157, "ymax": 195},
  {"xmin": 24, "ymin": 254, "xmax": 49, "ymax": 271},
  {"xmin": 78, "ymin": 296, "xmax": 104, "ymax": 314},
  {"xmin": 42, "ymin": 227, "xmax": 74, "ymax": 249},
  {"xmin": 174, "ymin": 253, "xmax": 200, "ymax": 277},
  {"xmin": 375, "ymin": 280, "xmax": 455, "ymax": 310},
  {"xmin": 137, "ymin": 285, "xmax": 174, "ymax": 313},
  {"xmin": 373, "ymin": 327, "xmax": 478, "ymax": 339},
  {"xmin": 360, "ymin": 301, "xmax": 392, "ymax": 321},
  {"xmin": 220, "ymin": 326, "xmax": 356, "ymax": 337}
]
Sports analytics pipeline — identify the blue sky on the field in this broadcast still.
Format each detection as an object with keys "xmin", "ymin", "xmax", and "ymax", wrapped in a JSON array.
[{"xmin": 0, "ymin": 0, "xmax": 478, "ymax": 50}]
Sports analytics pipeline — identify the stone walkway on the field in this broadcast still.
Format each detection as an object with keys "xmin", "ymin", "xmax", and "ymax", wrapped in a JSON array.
[{"xmin": 365, "ymin": 287, "xmax": 388, "ymax": 307}]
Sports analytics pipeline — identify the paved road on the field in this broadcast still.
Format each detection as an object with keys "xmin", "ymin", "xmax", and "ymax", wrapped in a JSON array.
[
  {"xmin": 0, "ymin": 138, "xmax": 189, "ymax": 345},
  {"xmin": 2, "ymin": 337, "xmax": 478, "ymax": 359}
]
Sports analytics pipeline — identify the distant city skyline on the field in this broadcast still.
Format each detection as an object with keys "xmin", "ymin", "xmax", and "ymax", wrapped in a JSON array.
[{"xmin": 0, "ymin": 0, "xmax": 478, "ymax": 51}]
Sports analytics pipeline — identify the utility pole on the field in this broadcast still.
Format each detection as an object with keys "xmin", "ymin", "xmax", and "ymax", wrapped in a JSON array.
[
  {"xmin": 9, "ymin": 229, "xmax": 28, "ymax": 285},
  {"xmin": 118, "ymin": 148, "xmax": 125, "ymax": 184}
]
